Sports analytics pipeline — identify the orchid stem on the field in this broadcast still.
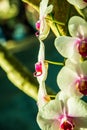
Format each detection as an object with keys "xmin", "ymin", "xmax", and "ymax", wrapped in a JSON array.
[
  {"xmin": 45, "ymin": 60, "xmax": 64, "ymax": 66},
  {"xmin": 49, "ymin": 95, "xmax": 56, "ymax": 98},
  {"xmin": 46, "ymin": 17, "xmax": 65, "ymax": 26},
  {"xmin": 50, "ymin": 13, "xmax": 62, "ymax": 36},
  {"xmin": 74, "ymin": 6, "xmax": 85, "ymax": 18}
]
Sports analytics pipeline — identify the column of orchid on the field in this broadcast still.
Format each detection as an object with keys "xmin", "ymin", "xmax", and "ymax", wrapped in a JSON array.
[{"xmin": 34, "ymin": 0, "xmax": 87, "ymax": 130}]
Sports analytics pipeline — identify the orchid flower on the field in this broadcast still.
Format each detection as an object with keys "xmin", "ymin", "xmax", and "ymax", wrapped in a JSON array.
[
  {"xmin": 57, "ymin": 59, "xmax": 87, "ymax": 97},
  {"xmin": 37, "ymin": 93, "xmax": 87, "ymax": 130},
  {"xmin": 67, "ymin": 0, "xmax": 87, "ymax": 9},
  {"xmin": 55, "ymin": 16, "xmax": 87, "ymax": 63},
  {"xmin": 34, "ymin": 40, "xmax": 49, "ymax": 110},
  {"xmin": 36, "ymin": 0, "xmax": 53, "ymax": 40}
]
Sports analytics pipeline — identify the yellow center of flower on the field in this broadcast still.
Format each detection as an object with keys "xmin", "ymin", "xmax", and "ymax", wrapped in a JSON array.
[{"xmin": 44, "ymin": 95, "xmax": 51, "ymax": 102}]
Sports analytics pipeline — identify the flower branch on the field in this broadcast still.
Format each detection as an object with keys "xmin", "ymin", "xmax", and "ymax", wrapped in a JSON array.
[{"xmin": 45, "ymin": 60, "xmax": 64, "ymax": 66}]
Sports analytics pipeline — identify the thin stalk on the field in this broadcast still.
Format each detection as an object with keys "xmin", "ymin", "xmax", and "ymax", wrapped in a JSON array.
[
  {"xmin": 45, "ymin": 60, "xmax": 64, "ymax": 66},
  {"xmin": 74, "ymin": 6, "xmax": 85, "ymax": 18},
  {"xmin": 46, "ymin": 17, "xmax": 65, "ymax": 26},
  {"xmin": 50, "ymin": 13, "xmax": 62, "ymax": 36}
]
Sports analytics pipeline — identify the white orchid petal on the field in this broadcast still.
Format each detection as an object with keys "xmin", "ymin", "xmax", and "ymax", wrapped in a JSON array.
[
  {"xmin": 39, "ymin": 19, "xmax": 50, "ymax": 40},
  {"xmin": 38, "ymin": 82, "xmax": 48, "ymax": 110},
  {"xmin": 58, "ymin": 91, "xmax": 70, "ymax": 103},
  {"xmin": 57, "ymin": 66, "xmax": 82, "ymax": 97},
  {"xmin": 40, "ymin": 0, "xmax": 49, "ymax": 19},
  {"xmin": 45, "ymin": 4, "xmax": 53, "ymax": 16},
  {"xmin": 65, "ymin": 59, "xmax": 82, "ymax": 75},
  {"xmin": 74, "ymin": 117, "xmax": 87, "ymax": 129},
  {"xmin": 70, "ymin": 51, "xmax": 81, "ymax": 63},
  {"xmin": 67, "ymin": 97, "xmax": 87, "ymax": 128},
  {"xmin": 81, "ymin": 60, "xmax": 87, "ymax": 75},
  {"xmin": 68, "ymin": 97, "xmax": 87, "ymax": 117},
  {"xmin": 57, "ymin": 66, "xmax": 77, "ymax": 90},
  {"xmin": 38, "ymin": 98, "xmax": 62, "ymax": 120},
  {"xmin": 66, "ymin": 59, "xmax": 87, "ymax": 77},
  {"xmin": 55, "ymin": 36, "xmax": 78, "ymax": 59},
  {"xmin": 38, "ymin": 40, "xmax": 45, "ymax": 62},
  {"xmin": 67, "ymin": 0, "xmax": 87, "ymax": 9},
  {"xmin": 69, "ymin": 16, "xmax": 87, "ymax": 38},
  {"xmin": 37, "ymin": 113, "xmax": 59, "ymax": 130},
  {"xmin": 38, "ymin": 0, "xmax": 53, "ymax": 40},
  {"xmin": 39, "ymin": 27, "xmax": 50, "ymax": 40},
  {"xmin": 36, "ymin": 40, "xmax": 48, "ymax": 83}
]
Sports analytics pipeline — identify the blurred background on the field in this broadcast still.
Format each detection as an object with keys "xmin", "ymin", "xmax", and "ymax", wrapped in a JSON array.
[{"xmin": 0, "ymin": 0, "xmax": 63, "ymax": 130}]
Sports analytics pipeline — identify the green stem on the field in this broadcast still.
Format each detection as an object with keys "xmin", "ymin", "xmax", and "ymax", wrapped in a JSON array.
[
  {"xmin": 46, "ymin": 17, "xmax": 65, "ymax": 26},
  {"xmin": 45, "ymin": 60, "xmax": 64, "ymax": 66},
  {"xmin": 50, "ymin": 13, "xmax": 62, "ymax": 36},
  {"xmin": 74, "ymin": 6, "xmax": 85, "ymax": 18},
  {"xmin": 65, "ymin": 5, "xmax": 72, "ymax": 35},
  {"xmin": 49, "ymin": 95, "xmax": 56, "ymax": 98}
]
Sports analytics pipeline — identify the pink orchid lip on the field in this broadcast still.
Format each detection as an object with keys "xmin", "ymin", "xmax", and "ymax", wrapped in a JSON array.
[
  {"xmin": 60, "ymin": 121, "xmax": 74, "ymax": 130},
  {"xmin": 78, "ymin": 40, "xmax": 87, "ymax": 58},
  {"xmin": 33, "ymin": 62, "xmax": 42, "ymax": 77},
  {"xmin": 76, "ymin": 38, "xmax": 87, "ymax": 58},
  {"xmin": 83, "ymin": 0, "xmax": 87, "ymax": 2},
  {"xmin": 35, "ymin": 20, "xmax": 40, "ymax": 37},
  {"xmin": 36, "ymin": 20, "xmax": 40, "ymax": 30},
  {"xmin": 59, "ymin": 115, "xmax": 75, "ymax": 130},
  {"xmin": 75, "ymin": 76, "xmax": 87, "ymax": 95},
  {"xmin": 35, "ymin": 31, "xmax": 39, "ymax": 37}
]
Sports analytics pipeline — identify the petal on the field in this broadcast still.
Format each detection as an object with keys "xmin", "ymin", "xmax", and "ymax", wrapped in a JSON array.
[
  {"xmin": 57, "ymin": 66, "xmax": 77, "ymax": 90},
  {"xmin": 74, "ymin": 117, "xmax": 87, "ymax": 129},
  {"xmin": 37, "ymin": 40, "xmax": 48, "ymax": 83},
  {"xmin": 65, "ymin": 59, "xmax": 82, "ymax": 75},
  {"xmin": 37, "ymin": 113, "xmax": 59, "ymax": 130},
  {"xmin": 69, "ymin": 16, "xmax": 87, "ymax": 38},
  {"xmin": 58, "ymin": 91, "xmax": 71, "ymax": 103},
  {"xmin": 37, "ymin": 82, "xmax": 48, "ymax": 110},
  {"xmin": 67, "ymin": 97, "xmax": 87, "ymax": 128},
  {"xmin": 39, "ymin": 19, "xmax": 50, "ymax": 40},
  {"xmin": 54, "ymin": 36, "xmax": 78, "ymax": 59},
  {"xmin": 67, "ymin": 97, "xmax": 87, "ymax": 117},
  {"xmin": 38, "ymin": 98, "xmax": 62, "ymax": 120},
  {"xmin": 70, "ymin": 51, "xmax": 81, "ymax": 63},
  {"xmin": 81, "ymin": 60, "xmax": 87, "ymax": 76},
  {"xmin": 38, "ymin": 40, "xmax": 45, "ymax": 62},
  {"xmin": 67, "ymin": 0, "xmax": 87, "ymax": 9},
  {"xmin": 66, "ymin": 59, "xmax": 87, "ymax": 76},
  {"xmin": 40, "ymin": 0, "xmax": 49, "ymax": 18},
  {"xmin": 57, "ymin": 66, "xmax": 82, "ymax": 97},
  {"xmin": 45, "ymin": 4, "xmax": 53, "ymax": 16}
]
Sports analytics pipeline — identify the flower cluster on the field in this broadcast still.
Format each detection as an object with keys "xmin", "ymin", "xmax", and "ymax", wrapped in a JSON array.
[
  {"xmin": 34, "ymin": 0, "xmax": 87, "ymax": 130},
  {"xmin": 34, "ymin": 0, "xmax": 53, "ymax": 110}
]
